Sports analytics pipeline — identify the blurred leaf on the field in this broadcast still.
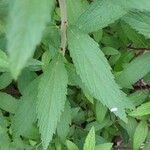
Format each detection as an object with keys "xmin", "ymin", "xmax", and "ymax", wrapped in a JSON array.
[
  {"xmin": 0, "ymin": 92, "xmax": 19, "ymax": 113},
  {"xmin": 66, "ymin": 0, "xmax": 88, "ymax": 25},
  {"xmin": 121, "ymin": 0, "xmax": 150, "ymax": 12},
  {"xmin": 121, "ymin": 21, "xmax": 148, "ymax": 47},
  {"xmin": 95, "ymin": 101, "xmax": 107, "ymax": 123},
  {"xmin": 123, "ymin": 11, "xmax": 150, "ymax": 39},
  {"xmin": 7, "ymin": 0, "xmax": 55, "ymax": 78},
  {"xmin": 93, "ymin": 29, "xmax": 103, "ymax": 43},
  {"xmin": 12, "ymin": 77, "xmax": 39, "ymax": 136},
  {"xmin": 83, "ymin": 127, "xmax": 95, "ymax": 150},
  {"xmin": 117, "ymin": 52, "xmax": 150, "ymax": 88},
  {"xmin": 76, "ymin": 0, "xmax": 127, "ymax": 33},
  {"xmin": 0, "ymin": 49, "xmax": 9, "ymax": 71},
  {"xmin": 130, "ymin": 102, "xmax": 150, "ymax": 117},
  {"xmin": 42, "ymin": 50, "xmax": 52, "ymax": 71},
  {"xmin": 57, "ymin": 102, "xmax": 71, "ymax": 142},
  {"xmin": 0, "ymin": 72, "xmax": 12, "ymax": 90},
  {"xmin": 102, "ymin": 47, "xmax": 119, "ymax": 55},
  {"xmin": 66, "ymin": 140, "xmax": 79, "ymax": 150},
  {"xmin": 26, "ymin": 58, "xmax": 43, "ymax": 71},
  {"xmin": 133, "ymin": 121, "xmax": 148, "ymax": 150},
  {"xmin": 0, "ymin": 126, "xmax": 10, "ymax": 150},
  {"xmin": 128, "ymin": 90, "xmax": 149, "ymax": 106},
  {"xmin": 119, "ymin": 117, "xmax": 138, "ymax": 138},
  {"xmin": 18, "ymin": 69, "xmax": 37, "ymax": 94},
  {"xmin": 95, "ymin": 143, "xmax": 112, "ymax": 150}
]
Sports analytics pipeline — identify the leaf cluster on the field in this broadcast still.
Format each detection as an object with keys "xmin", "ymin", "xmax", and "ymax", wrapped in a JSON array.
[{"xmin": 0, "ymin": 0, "xmax": 150, "ymax": 149}]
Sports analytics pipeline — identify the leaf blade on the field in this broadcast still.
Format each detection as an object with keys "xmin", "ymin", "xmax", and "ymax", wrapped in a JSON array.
[
  {"xmin": 133, "ymin": 121, "xmax": 148, "ymax": 150},
  {"xmin": 68, "ymin": 27, "xmax": 133, "ymax": 122},
  {"xmin": 83, "ymin": 127, "xmax": 95, "ymax": 150},
  {"xmin": 117, "ymin": 52, "xmax": 150, "ymax": 88},
  {"xmin": 0, "ymin": 92, "xmax": 19, "ymax": 114},
  {"xmin": 37, "ymin": 54, "xmax": 68, "ymax": 150},
  {"xmin": 7, "ymin": 0, "xmax": 55, "ymax": 78},
  {"xmin": 12, "ymin": 77, "xmax": 40, "ymax": 136},
  {"xmin": 123, "ymin": 12, "xmax": 150, "ymax": 39},
  {"xmin": 129, "ymin": 102, "xmax": 150, "ymax": 117},
  {"xmin": 76, "ymin": 0, "xmax": 127, "ymax": 33}
]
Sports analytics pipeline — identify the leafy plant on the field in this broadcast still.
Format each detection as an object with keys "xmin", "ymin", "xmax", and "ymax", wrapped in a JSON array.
[{"xmin": 0, "ymin": 0, "xmax": 150, "ymax": 149}]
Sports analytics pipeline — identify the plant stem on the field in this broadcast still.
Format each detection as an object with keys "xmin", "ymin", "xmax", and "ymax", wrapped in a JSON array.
[
  {"xmin": 127, "ymin": 45, "xmax": 150, "ymax": 51},
  {"xmin": 58, "ymin": 0, "xmax": 67, "ymax": 56}
]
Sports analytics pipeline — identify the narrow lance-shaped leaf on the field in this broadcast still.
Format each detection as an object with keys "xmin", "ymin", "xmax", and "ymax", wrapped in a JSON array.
[
  {"xmin": 83, "ymin": 127, "xmax": 95, "ymax": 150},
  {"xmin": 7, "ymin": 0, "xmax": 55, "ymax": 78},
  {"xmin": 68, "ymin": 27, "xmax": 133, "ymax": 122},
  {"xmin": 37, "ymin": 54, "xmax": 68, "ymax": 150},
  {"xmin": 133, "ymin": 121, "xmax": 148, "ymax": 150},
  {"xmin": 129, "ymin": 101, "xmax": 150, "ymax": 117},
  {"xmin": 76, "ymin": 0, "xmax": 127, "ymax": 33}
]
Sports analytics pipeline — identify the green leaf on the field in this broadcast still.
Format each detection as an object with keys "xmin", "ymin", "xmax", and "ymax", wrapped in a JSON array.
[
  {"xmin": 0, "ymin": 49, "xmax": 9, "ymax": 71},
  {"xmin": 76, "ymin": 0, "xmax": 127, "ymax": 33},
  {"xmin": 0, "ymin": 0, "xmax": 9, "ymax": 22},
  {"xmin": 68, "ymin": 27, "xmax": 133, "ymax": 122},
  {"xmin": 65, "ymin": 63, "xmax": 81, "ymax": 86},
  {"xmin": 37, "ymin": 54, "xmax": 68, "ymax": 150},
  {"xmin": 119, "ymin": 117, "xmax": 138, "ymax": 138},
  {"xmin": 66, "ymin": 0, "xmax": 88, "ymax": 25},
  {"xmin": 133, "ymin": 121, "xmax": 148, "ymax": 150},
  {"xmin": 95, "ymin": 143, "xmax": 113, "ymax": 150},
  {"xmin": 102, "ymin": 47, "xmax": 119, "ymax": 56},
  {"xmin": 85, "ymin": 119, "xmax": 112, "ymax": 132},
  {"xmin": 7, "ymin": 0, "xmax": 55, "ymax": 79},
  {"xmin": 95, "ymin": 101, "xmax": 107, "ymax": 123},
  {"xmin": 12, "ymin": 77, "xmax": 39, "ymax": 136},
  {"xmin": 26, "ymin": 58, "xmax": 43, "ymax": 71},
  {"xmin": 117, "ymin": 52, "xmax": 150, "ymax": 88},
  {"xmin": 42, "ymin": 25, "xmax": 60, "ymax": 55},
  {"xmin": 121, "ymin": 21, "xmax": 148, "ymax": 47},
  {"xmin": 128, "ymin": 90, "xmax": 149, "ymax": 106},
  {"xmin": 120, "ymin": 0, "xmax": 150, "ymax": 12},
  {"xmin": 66, "ymin": 140, "xmax": 79, "ymax": 150},
  {"xmin": 0, "ymin": 126, "xmax": 10, "ymax": 150},
  {"xmin": 22, "ymin": 125, "xmax": 40, "ymax": 140},
  {"xmin": 42, "ymin": 50, "xmax": 52, "ymax": 71},
  {"xmin": 57, "ymin": 102, "xmax": 71, "ymax": 142},
  {"xmin": 129, "ymin": 102, "xmax": 150, "ymax": 117},
  {"xmin": 123, "ymin": 11, "xmax": 150, "ymax": 39},
  {"xmin": 18, "ymin": 69, "xmax": 37, "ymax": 94},
  {"xmin": 0, "ymin": 72, "xmax": 12, "ymax": 90},
  {"xmin": 144, "ymin": 141, "xmax": 150, "ymax": 150},
  {"xmin": 83, "ymin": 127, "xmax": 95, "ymax": 150},
  {"xmin": 0, "ymin": 92, "xmax": 19, "ymax": 113},
  {"xmin": 93, "ymin": 29, "xmax": 103, "ymax": 43}
]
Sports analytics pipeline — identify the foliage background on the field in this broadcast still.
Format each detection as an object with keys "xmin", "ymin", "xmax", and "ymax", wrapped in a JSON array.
[{"xmin": 0, "ymin": 0, "xmax": 150, "ymax": 149}]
